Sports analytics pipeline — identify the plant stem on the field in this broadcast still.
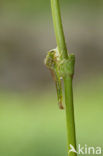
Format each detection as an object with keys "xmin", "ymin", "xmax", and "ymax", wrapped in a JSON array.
[
  {"xmin": 51, "ymin": 0, "xmax": 68, "ymax": 59},
  {"xmin": 64, "ymin": 77, "xmax": 77, "ymax": 156},
  {"xmin": 50, "ymin": 0, "xmax": 77, "ymax": 156}
]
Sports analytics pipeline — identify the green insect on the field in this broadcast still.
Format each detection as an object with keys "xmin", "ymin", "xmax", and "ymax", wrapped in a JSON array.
[{"xmin": 45, "ymin": 48, "xmax": 64, "ymax": 109}]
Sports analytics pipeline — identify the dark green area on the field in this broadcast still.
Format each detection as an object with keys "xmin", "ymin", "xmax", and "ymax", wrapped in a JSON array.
[{"xmin": 1, "ymin": 0, "xmax": 103, "ymax": 16}]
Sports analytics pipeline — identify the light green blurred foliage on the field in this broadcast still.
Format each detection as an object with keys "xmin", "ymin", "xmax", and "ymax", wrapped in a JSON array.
[{"xmin": 0, "ymin": 76, "xmax": 103, "ymax": 156}]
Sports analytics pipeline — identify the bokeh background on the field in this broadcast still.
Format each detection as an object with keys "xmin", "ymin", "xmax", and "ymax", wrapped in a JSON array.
[{"xmin": 0, "ymin": 0, "xmax": 103, "ymax": 156}]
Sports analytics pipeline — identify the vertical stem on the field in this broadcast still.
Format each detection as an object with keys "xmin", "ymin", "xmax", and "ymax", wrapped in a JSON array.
[
  {"xmin": 51, "ymin": 0, "xmax": 68, "ymax": 59},
  {"xmin": 64, "ymin": 76, "xmax": 77, "ymax": 156},
  {"xmin": 50, "ymin": 0, "xmax": 77, "ymax": 156}
]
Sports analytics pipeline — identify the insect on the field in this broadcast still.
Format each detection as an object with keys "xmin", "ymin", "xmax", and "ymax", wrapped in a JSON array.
[{"xmin": 45, "ymin": 48, "xmax": 64, "ymax": 109}]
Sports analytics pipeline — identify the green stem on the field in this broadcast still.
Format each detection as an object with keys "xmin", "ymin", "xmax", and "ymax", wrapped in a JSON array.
[
  {"xmin": 51, "ymin": 0, "xmax": 68, "ymax": 59},
  {"xmin": 50, "ymin": 0, "xmax": 77, "ymax": 156},
  {"xmin": 64, "ymin": 76, "xmax": 77, "ymax": 156}
]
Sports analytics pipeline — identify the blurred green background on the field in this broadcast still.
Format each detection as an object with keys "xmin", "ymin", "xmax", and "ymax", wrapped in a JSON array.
[{"xmin": 0, "ymin": 0, "xmax": 103, "ymax": 156}]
